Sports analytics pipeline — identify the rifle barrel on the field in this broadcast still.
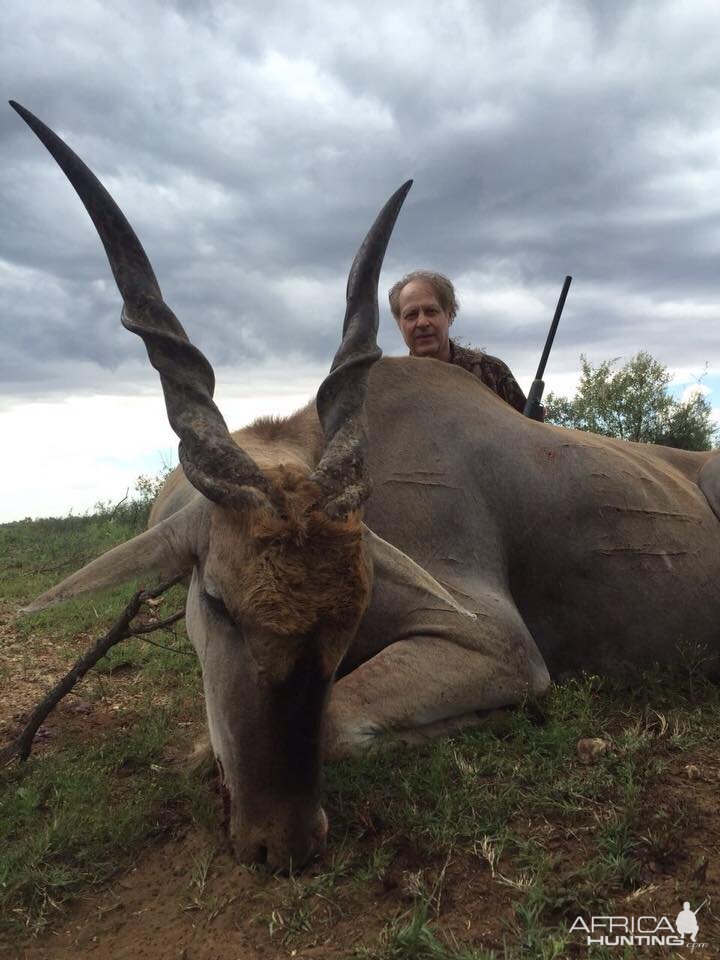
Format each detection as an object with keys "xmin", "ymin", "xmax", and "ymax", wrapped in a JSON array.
[{"xmin": 534, "ymin": 275, "xmax": 572, "ymax": 382}]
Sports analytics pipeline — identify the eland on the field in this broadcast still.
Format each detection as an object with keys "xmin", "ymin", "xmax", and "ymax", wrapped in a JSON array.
[{"xmin": 12, "ymin": 101, "xmax": 720, "ymax": 872}]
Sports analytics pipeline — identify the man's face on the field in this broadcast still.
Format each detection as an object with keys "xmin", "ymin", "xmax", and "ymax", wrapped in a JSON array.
[{"xmin": 397, "ymin": 280, "xmax": 452, "ymax": 361}]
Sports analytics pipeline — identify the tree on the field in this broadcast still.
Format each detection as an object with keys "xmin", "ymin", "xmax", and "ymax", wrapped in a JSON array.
[{"xmin": 545, "ymin": 351, "xmax": 717, "ymax": 451}]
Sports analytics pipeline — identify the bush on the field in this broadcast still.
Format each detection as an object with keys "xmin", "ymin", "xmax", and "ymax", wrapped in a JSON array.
[
  {"xmin": 545, "ymin": 352, "xmax": 717, "ymax": 450},
  {"xmin": 93, "ymin": 466, "xmax": 172, "ymax": 532}
]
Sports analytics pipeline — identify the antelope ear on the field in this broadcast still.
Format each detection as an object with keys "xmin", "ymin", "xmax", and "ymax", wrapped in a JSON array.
[
  {"xmin": 361, "ymin": 525, "xmax": 476, "ymax": 620},
  {"xmin": 22, "ymin": 499, "xmax": 207, "ymax": 613}
]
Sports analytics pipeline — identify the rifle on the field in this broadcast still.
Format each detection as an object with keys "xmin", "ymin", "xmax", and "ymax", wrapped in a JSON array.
[{"xmin": 523, "ymin": 275, "xmax": 572, "ymax": 421}]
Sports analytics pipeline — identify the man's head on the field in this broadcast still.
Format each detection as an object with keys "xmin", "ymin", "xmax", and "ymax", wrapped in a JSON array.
[{"xmin": 388, "ymin": 270, "xmax": 459, "ymax": 362}]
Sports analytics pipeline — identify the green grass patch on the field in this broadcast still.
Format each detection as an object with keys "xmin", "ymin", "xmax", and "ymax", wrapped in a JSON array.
[
  {"xmin": 355, "ymin": 898, "xmax": 498, "ymax": 959},
  {"xmin": 324, "ymin": 671, "xmax": 720, "ymax": 955},
  {"xmin": 0, "ymin": 512, "xmax": 147, "ymax": 604},
  {"xmin": 0, "ymin": 705, "xmax": 214, "ymax": 938},
  {"xmin": 0, "ymin": 509, "xmax": 209, "ymax": 939}
]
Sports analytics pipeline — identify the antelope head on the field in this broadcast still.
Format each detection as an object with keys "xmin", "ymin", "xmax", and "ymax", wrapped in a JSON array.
[{"xmin": 12, "ymin": 100, "xmax": 410, "ymax": 870}]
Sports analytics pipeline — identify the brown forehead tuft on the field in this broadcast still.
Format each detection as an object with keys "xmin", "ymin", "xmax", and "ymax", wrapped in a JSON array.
[{"xmin": 209, "ymin": 464, "xmax": 370, "ymax": 637}]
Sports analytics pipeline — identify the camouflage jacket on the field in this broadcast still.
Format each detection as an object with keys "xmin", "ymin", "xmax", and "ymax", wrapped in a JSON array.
[{"xmin": 448, "ymin": 340, "xmax": 527, "ymax": 414}]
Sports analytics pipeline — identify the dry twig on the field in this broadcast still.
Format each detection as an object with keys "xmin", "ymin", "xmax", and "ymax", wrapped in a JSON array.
[{"xmin": 0, "ymin": 575, "xmax": 186, "ymax": 767}]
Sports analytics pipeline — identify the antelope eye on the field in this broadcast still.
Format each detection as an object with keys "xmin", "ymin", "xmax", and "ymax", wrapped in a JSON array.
[{"xmin": 202, "ymin": 588, "xmax": 230, "ymax": 620}]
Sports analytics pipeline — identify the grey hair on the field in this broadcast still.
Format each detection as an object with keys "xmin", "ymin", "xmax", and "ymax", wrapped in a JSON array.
[{"xmin": 388, "ymin": 270, "xmax": 459, "ymax": 324}]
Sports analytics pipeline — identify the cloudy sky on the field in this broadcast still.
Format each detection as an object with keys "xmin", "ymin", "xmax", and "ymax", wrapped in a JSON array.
[{"xmin": 2, "ymin": 0, "xmax": 720, "ymax": 521}]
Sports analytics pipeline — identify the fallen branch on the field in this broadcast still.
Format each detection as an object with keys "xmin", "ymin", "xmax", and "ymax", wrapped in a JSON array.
[
  {"xmin": 136, "ymin": 633, "xmax": 194, "ymax": 656},
  {"xmin": 0, "ymin": 575, "xmax": 186, "ymax": 767}
]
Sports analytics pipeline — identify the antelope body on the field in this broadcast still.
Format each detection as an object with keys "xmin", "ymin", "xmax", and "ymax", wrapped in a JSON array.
[{"xmin": 13, "ymin": 102, "xmax": 720, "ymax": 873}]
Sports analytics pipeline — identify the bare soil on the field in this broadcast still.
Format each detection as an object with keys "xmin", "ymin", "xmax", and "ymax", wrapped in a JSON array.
[
  {"xmin": 2, "ymin": 599, "xmax": 719, "ymax": 959},
  {"xmin": 0, "ymin": 599, "xmax": 186, "ymax": 749},
  {"xmin": 4, "ymin": 763, "xmax": 720, "ymax": 960},
  {"xmin": 6, "ymin": 832, "xmax": 518, "ymax": 960}
]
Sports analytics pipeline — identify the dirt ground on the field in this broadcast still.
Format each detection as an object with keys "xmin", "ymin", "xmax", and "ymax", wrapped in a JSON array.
[
  {"xmin": 4, "ymin": 762, "xmax": 720, "ymax": 960},
  {"xmin": 2, "ymin": 597, "xmax": 719, "ymax": 959},
  {"xmin": 5, "ymin": 831, "xmax": 518, "ymax": 960}
]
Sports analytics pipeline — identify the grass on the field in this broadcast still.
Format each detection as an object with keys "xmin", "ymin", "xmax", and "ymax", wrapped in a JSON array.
[
  {"xmin": 354, "ymin": 897, "xmax": 498, "ymax": 959},
  {"xmin": 0, "ymin": 708, "xmax": 214, "ymax": 937},
  {"xmin": 0, "ymin": 500, "xmax": 211, "ymax": 938},
  {"xmin": 320, "ymin": 674, "xmax": 720, "ymax": 956},
  {"xmin": 1, "ymin": 508, "xmax": 719, "ymax": 956}
]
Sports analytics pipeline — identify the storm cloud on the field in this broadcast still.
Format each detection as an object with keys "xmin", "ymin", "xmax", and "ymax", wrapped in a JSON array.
[{"xmin": 2, "ymin": 0, "xmax": 720, "ymax": 513}]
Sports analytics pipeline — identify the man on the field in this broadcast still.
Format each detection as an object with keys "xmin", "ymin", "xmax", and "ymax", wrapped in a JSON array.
[{"xmin": 388, "ymin": 270, "xmax": 531, "ymax": 416}]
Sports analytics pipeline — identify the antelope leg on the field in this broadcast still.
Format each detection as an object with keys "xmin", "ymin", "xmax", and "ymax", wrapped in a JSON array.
[{"xmin": 325, "ymin": 596, "xmax": 550, "ymax": 759}]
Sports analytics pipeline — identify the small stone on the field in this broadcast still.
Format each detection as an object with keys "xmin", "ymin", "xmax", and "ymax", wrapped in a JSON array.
[{"xmin": 576, "ymin": 737, "xmax": 610, "ymax": 764}]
